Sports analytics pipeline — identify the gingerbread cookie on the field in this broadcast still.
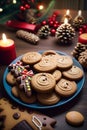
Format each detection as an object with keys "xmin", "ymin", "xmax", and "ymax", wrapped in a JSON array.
[
  {"xmin": 6, "ymin": 72, "xmax": 16, "ymax": 86},
  {"xmin": 31, "ymin": 73, "xmax": 56, "ymax": 93},
  {"xmin": 21, "ymin": 52, "xmax": 42, "ymax": 65},
  {"xmin": 65, "ymin": 111, "xmax": 84, "ymax": 126},
  {"xmin": 63, "ymin": 65, "xmax": 84, "ymax": 81},
  {"xmin": 33, "ymin": 57, "xmax": 57, "ymax": 72},
  {"xmin": 8, "ymin": 61, "xmax": 30, "ymax": 77},
  {"xmin": 37, "ymin": 92, "xmax": 60, "ymax": 105},
  {"xmin": 55, "ymin": 78, "xmax": 77, "ymax": 97},
  {"xmin": 16, "ymin": 70, "xmax": 34, "ymax": 97},
  {"xmin": 56, "ymin": 55, "xmax": 73, "ymax": 70},
  {"xmin": 0, "ymin": 98, "xmax": 57, "ymax": 130}
]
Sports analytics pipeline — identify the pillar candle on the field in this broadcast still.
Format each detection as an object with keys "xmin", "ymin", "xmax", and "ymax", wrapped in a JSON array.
[{"xmin": 0, "ymin": 34, "xmax": 16, "ymax": 65}]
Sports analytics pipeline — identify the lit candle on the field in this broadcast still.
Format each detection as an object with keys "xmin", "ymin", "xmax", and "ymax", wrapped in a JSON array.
[
  {"xmin": 61, "ymin": 9, "xmax": 72, "ymax": 23},
  {"xmin": 66, "ymin": 9, "xmax": 70, "ymax": 15},
  {"xmin": 64, "ymin": 18, "xmax": 68, "ymax": 24},
  {"xmin": 78, "ymin": 10, "xmax": 82, "ymax": 16},
  {"xmin": 0, "ymin": 33, "xmax": 16, "ymax": 65}
]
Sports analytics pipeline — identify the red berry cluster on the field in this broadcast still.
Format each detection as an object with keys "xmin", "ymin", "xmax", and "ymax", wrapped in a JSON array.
[
  {"xmin": 20, "ymin": 4, "xmax": 30, "ymax": 11},
  {"xmin": 41, "ymin": 11, "xmax": 60, "ymax": 36},
  {"xmin": 79, "ymin": 25, "xmax": 87, "ymax": 35}
]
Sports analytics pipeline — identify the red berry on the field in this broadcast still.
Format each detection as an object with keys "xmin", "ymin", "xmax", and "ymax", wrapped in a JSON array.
[
  {"xmin": 41, "ymin": 20, "xmax": 47, "ymax": 26},
  {"xmin": 20, "ymin": 6, "xmax": 25, "ymax": 11},
  {"xmin": 50, "ymin": 29, "xmax": 56, "ymax": 36},
  {"xmin": 25, "ymin": 4, "xmax": 30, "ymax": 9},
  {"xmin": 49, "ymin": 21, "xmax": 54, "ymax": 27}
]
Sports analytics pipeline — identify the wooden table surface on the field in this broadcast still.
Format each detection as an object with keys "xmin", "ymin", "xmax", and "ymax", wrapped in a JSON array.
[{"xmin": 0, "ymin": 18, "xmax": 87, "ymax": 130}]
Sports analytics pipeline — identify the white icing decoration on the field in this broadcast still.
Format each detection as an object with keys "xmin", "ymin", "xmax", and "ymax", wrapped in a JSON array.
[{"xmin": 32, "ymin": 116, "xmax": 42, "ymax": 130}]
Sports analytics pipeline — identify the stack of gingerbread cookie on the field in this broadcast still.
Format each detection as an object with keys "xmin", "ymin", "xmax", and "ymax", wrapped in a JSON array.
[{"xmin": 6, "ymin": 50, "xmax": 84, "ymax": 106}]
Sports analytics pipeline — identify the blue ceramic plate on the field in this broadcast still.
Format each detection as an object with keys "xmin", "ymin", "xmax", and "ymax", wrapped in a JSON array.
[{"xmin": 3, "ymin": 51, "xmax": 85, "ymax": 109}]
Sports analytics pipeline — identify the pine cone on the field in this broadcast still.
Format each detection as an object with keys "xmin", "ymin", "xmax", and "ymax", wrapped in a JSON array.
[
  {"xmin": 55, "ymin": 23, "xmax": 75, "ymax": 44},
  {"xmin": 78, "ymin": 50, "xmax": 87, "ymax": 68},
  {"xmin": 72, "ymin": 42, "xmax": 87, "ymax": 59},
  {"xmin": 16, "ymin": 30, "xmax": 40, "ymax": 45},
  {"xmin": 73, "ymin": 16, "xmax": 85, "ymax": 30},
  {"xmin": 38, "ymin": 25, "xmax": 50, "ymax": 38}
]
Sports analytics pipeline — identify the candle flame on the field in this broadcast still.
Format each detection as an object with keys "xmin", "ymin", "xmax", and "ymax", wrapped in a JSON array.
[
  {"xmin": 78, "ymin": 10, "xmax": 82, "ymax": 16},
  {"xmin": 38, "ymin": 4, "xmax": 44, "ymax": 10},
  {"xmin": 66, "ymin": 9, "xmax": 70, "ymax": 15},
  {"xmin": 64, "ymin": 18, "xmax": 68, "ymax": 24},
  {"xmin": 2, "ymin": 33, "xmax": 7, "ymax": 42}
]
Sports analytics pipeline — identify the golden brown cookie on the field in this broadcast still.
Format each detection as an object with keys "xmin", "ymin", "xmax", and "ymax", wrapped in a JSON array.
[
  {"xmin": 52, "ymin": 70, "xmax": 62, "ymax": 82},
  {"xmin": 18, "ymin": 89, "xmax": 36, "ymax": 104},
  {"xmin": 33, "ymin": 56, "xmax": 57, "ymax": 72},
  {"xmin": 55, "ymin": 78, "xmax": 77, "ymax": 97},
  {"xmin": 37, "ymin": 92, "xmax": 60, "ymax": 105},
  {"xmin": 42, "ymin": 50, "xmax": 61, "ymax": 59},
  {"xmin": 56, "ymin": 55, "xmax": 73, "ymax": 70},
  {"xmin": 0, "ymin": 98, "xmax": 57, "ymax": 130},
  {"xmin": 31, "ymin": 73, "xmax": 56, "ymax": 93},
  {"xmin": 65, "ymin": 111, "xmax": 84, "ymax": 126},
  {"xmin": 63, "ymin": 65, "xmax": 84, "ymax": 81},
  {"xmin": 6, "ymin": 72, "xmax": 16, "ymax": 86},
  {"xmin": 21, "ymin": 52, "xmax": 42, "ymax": 65},
  {"xmin": 11, "ymin": 86, "xmax": 19, "ymax": 98}
]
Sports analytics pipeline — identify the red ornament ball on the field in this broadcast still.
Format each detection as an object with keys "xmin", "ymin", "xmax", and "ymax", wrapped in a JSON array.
[
  {"xmin": 20, "ymin": 6, "xmax": 26, "ymax": 11},
  {"xmin": 42, "ymin": 20, "xmax": 47, "ymax": 26},
  {"xmin": 25, "ymin": 4, "xmax": 30, "ymax": 9},
  {"xmin": 50, "ymin": 29, "xmax": 56, "ymax": 36},
  {"xmin": 49, "ymin": 21, "xmax": 54, "ymax": 27}
]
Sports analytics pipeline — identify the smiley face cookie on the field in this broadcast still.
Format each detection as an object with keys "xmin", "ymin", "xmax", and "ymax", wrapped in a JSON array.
[
  {"xmin": 55, "ymin": 78, "xmax": 77, "ymax": 97},
  {"xmin": 21, "ymin": 52, "xmax": 42, "ymax": 65},
  {"xmin": 56, "ymin": 55, "xmax": 73, "ymax": 70},
  {"xmin": 33, "ymin": 57, "xmax": 57, "ymax": 72},
  {"xmin": 31, "ymin": 73, "xmax": 56, "ymax": 93},
  {"xmin": 63, "ymin": 65, "xmax": 84, "ymax": 81}
]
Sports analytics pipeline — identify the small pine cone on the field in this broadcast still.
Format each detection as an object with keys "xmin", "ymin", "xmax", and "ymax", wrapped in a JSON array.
[
  {"xmin": 71, "ymin": 50, "xmax": 80, "ymax": 59},
  {"xmin": 55, "ymin": 23, "xmax": 75, "ymax": 44},
  {"xmin": 78, "ymin": 50, "xmax": 87, "ymax": 68},
  {"xmin": 73, "ymin": 16, "xmax": 85, "ymax": 30},
  {"xmin": 38, "ymin": 25, "xmax": 50, "ymax": 38},
  {"xmin": 16, "ymin": 30, "xmax": 40, "ymax": 44}
]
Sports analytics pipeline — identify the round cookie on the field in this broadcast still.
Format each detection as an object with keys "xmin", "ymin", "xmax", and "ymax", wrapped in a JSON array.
[
  {"xmin": 37, "ymin": 92, "xmax": 60, "ymax": 105},
  {"xmin": 52, "ymin": 70, "xmax": 62, "ymax": 82},
  {"xmin": 65, "ymin": 111, "xmax": 84, "ymax": 126},
  {"xmin": 18, "ymin": 89, "xmax": 36, "ymax": 104},
  {"xmin": 56, "ymin": 55, "xmax": 73, "ymax": 70},
  {"xmin": 11, "ymin": 86, "xmax": 19, "ymax": 98},
  {"xmin": 31, "ymin": 73, "xmax": 56, "ymax": 93},
  {"xmin": 21, "ymin": 52, "xmax": 42, "ymax": 65},
  {"xmin": 63, "ymin": 65, "xmax": 84, "ymax": 81},
  {"xmin": 6, "ymin": 72, "xmax": 16, "ymax": 85},
  {"xmin": 33, "ymin": 56, "xmax": 57, "ymax": 72},
  {"xmin": 42, "ymin": 50, "xmax": 61, "ymax": 59},
  {"xmin": 55, "ymin": 78, "xmax": 77, "ymax": 97}
]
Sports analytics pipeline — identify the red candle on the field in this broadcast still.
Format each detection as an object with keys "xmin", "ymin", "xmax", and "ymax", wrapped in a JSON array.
[
  {"xmin": 78, "ymin": 33, "xmax": 87, "ymax": 44},
  {"xmin": 0, "ymin": 33, "xmax": 16, "ymax": 65}
]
